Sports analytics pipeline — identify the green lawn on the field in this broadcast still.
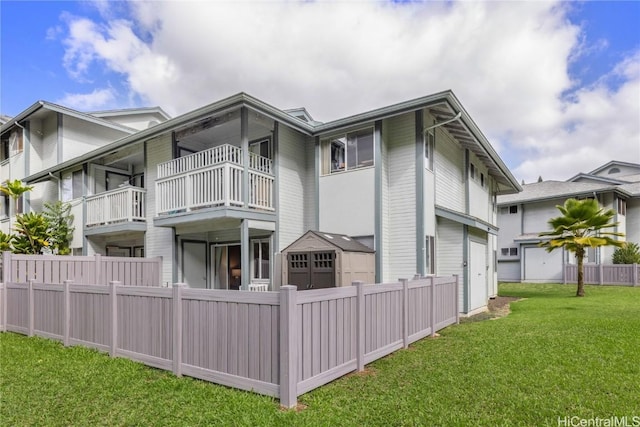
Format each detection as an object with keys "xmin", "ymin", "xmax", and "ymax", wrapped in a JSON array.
[{"xmin": 1, "ymin": 283, "xmax": 639, "ymax": 426}]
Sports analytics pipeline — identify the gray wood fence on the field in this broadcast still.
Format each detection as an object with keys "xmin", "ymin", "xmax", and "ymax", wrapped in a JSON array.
[
  {"xmin": 2, "ymin": 252, "xmax": 162, "ymax": 287},
  {"xmin": 0, "ymin": 275, "xmax": 459, "ymax": 408},
  {"xmin": 564, "ymin": 264, "xmax": 639, "ymax": 286}
]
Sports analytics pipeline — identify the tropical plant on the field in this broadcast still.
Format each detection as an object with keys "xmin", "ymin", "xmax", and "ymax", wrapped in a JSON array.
[
  {"xmin": 0, "ymin": 231, "xmax": 13, "ymax": 252},
  {"xmin": 1, "ymin": 179, "xmax": 33, "ymax": 201},
  {"xmin": 11, "ymin": 212, "xmax": 51, "ymax": 254},
  {"xmin": 612, "ymin": 242, "xmax": 640, "ymax": 265},
  {"xmin": 43, "ymin": 201, "xmax": 75, "ymax": 255},
  {"xmin": 539, "ymin": 198, "xmax": 624, "ymax": 297}
]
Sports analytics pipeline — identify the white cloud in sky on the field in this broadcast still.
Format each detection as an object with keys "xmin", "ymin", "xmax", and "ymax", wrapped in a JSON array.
[
  {"xmin": 57, "ymin": 87, "xmax": 116, "ymax": 110},
  {"xmin": 57, "ymin": 0, "xmax": 639, "ymax": 183}
]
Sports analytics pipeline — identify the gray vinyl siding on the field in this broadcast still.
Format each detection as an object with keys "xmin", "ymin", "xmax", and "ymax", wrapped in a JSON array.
[
  {"xmin": 468, "ymin": 151, "xmax": 490, "ymax": 222},
  {"xmin": 498, "ymin": 260, "xmax": 521, "ymax": 282},
  {"xmin": 436, "ymin": 217, "xmax": 464, "ymax": 310},
  {"xmin": 62, "ymin": 116, "xmax": 128, "ymax": 162},
  {"xmin": 386, "ymin": 113, "xmax": 416, "ymax": 281},
  {"xmin": 41, "ymin": 115, "xmax": 58, "ymax": 170},
  {"xmin": 277, "ymin": 126, "xmax": 309, "ymax": 251},
  {"xmin": 522, "ymin": 200, "xmax": 560, "ymax": 234},
  {"xmin": 303, "ymin": 136, "xmax": 316, "ymax": 231},
  {"xmin": 381, "ymin": 121, "xmax": 390, "ymax": 281},
  {"xmin": 626, "ymin": 198, "xmax": 640, "ymax": 244},
  {"xmin": 434, "ymin": 128, "xmax": 464, "ymax": 213},
  {"xmin": 145, "ymin": 134, "xmax": 174, "ymax": 285}
]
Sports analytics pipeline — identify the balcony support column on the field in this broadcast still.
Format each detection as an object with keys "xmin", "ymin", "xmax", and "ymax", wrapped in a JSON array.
[
  {"xmin": 241, "ymin": 107, "xmax": 249, "ymax": 208},
  {"xmin": 241, "ymin": 219, "xmax": 250, "ymax": 290}
]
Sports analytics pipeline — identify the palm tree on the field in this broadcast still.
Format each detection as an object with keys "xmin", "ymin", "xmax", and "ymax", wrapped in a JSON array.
[
  {"xmin": 0, "ymin": 179, "xmax": 33, "ymax": 214},
  {"xmin": 539, "ymin": 198, "xmax": 624, "ymax": 297}
]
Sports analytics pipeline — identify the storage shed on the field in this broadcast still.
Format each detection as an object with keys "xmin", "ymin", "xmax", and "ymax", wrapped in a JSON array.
[{"xmin": 281, "ymin": 231, "xmax": 375, "ymax": 290}]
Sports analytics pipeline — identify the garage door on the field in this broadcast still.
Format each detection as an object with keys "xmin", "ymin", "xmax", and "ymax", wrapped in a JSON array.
[{"xmin": 523, "ymin": 246, "xmax": 563, "ymax": 282}]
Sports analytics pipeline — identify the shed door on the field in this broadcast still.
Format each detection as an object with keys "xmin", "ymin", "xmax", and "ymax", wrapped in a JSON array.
[{"xmin": 287, "ymin": 251, "xmax": 336, "ymax": 290}]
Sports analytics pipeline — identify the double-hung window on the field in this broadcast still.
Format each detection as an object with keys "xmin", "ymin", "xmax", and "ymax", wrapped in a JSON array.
[
  {"xmin": 322, "ymin": 128, "xmax": 374, "ymax": 174},
  {"xmin": 62, "ymin": 170, "xmax": 83, "ymax": 202}
]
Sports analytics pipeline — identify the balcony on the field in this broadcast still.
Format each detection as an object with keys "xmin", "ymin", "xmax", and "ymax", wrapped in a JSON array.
[
  {"xmin": 155, "ymin": 144, "xmax": 274, "ymax": 217},
  {"xmin": 85, "ymin": 186, "xmax": 146, "ymax": 231}
]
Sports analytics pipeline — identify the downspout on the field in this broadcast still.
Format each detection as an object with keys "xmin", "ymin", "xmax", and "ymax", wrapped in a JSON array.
[{"xmin": 423, "ymin": 111, "xmax": 462, "ymax": 135}]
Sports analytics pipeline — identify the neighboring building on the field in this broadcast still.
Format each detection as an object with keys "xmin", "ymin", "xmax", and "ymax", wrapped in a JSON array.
[
  {"xmin": 8, "ymin": 91, "xmax": 520, "ymax": 314},
  {"xmin": 497, "ymin": 161, "xmax": 640, "ymax": 283},
  {"xmin": 0, "ymin": 102, "xmax": 170, "ymax": 239}
]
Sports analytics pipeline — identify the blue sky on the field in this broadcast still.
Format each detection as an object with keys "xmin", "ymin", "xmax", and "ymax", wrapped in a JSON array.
[{"xmin": 1, "ymin": 0, "xmax": 639, "ymax": 183}]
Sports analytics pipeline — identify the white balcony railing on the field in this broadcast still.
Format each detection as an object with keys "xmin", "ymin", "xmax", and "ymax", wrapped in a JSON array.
[
  {"xmin": 86, "ymin": 186, "xmax": 146, "ymax": 227},
  {"xmin": 157, "ymin": 144, "xmax": 243, "ymax": 179},
  {"xmin": 156, "ymin": 146, "xmax": 274, "ymax": 215}
]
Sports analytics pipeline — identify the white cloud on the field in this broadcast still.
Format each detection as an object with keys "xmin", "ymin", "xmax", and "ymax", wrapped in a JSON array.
[
  {"xmin": 57, "ymin": 87, "xmax": 116, "ymax": 110},
  {"xmin": 58, "ymin": 0, "xmax": 639, "ymax": 183}
]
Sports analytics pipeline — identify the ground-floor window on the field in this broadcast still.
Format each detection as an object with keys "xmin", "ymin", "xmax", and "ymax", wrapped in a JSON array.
[
  {"xmin": 252, "ymin": 239, "xmax": 270, "ymax": 281},
  {"xmin": 425, "ymin": 235, "xmax": 435, "ymax": 274}
]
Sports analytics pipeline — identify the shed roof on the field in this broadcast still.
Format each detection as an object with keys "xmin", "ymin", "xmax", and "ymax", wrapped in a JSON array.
[{"xmin": 283, "ymin": 230, "xmax": 375, "ymax": 253}]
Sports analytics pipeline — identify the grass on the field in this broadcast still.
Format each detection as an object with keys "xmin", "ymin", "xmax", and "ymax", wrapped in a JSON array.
[{"xmin": 1, "ymin": 283, "xmax": 639, "ymax": 426}]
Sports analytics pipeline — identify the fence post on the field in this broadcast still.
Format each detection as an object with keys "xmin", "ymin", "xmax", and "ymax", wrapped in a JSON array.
[
  {"xmin": 28, "ymin": 279, "xmax": 34, "ymax": 337},
  {"xmin": 109, "ymin": 281, "xmax": 120, "ymax": 357},
  {"xmin": 353, "ymin": 280, "xmax": 365, "ymax": 372},
  {"xmin": 453, "ymin": 274, "xmax": 460, "ymax": 324},
  {"xmin": 172, "ymin": 283, "xmax": 186, "ymax": 377},
  {"xmin": 95, "ymin": 254, "xmax": 102, "ymax": 285},
  {"xmin": 279, "ymin": 285, "xmax": 297, "ymax": 408},
  {"xmin": 599, "ymin": 263, "xmax": 604, "ymax": 286},
  {"xmin": 0, "ymin": 282, "xmax": 4, "ymax": 332},
  {"xmin": 430, "ymin": 276, "xmax": 436, "ymax": 337},
  {"xmin": 563, "ymin": 264, "xmax": 567, "ymax": 285},
  {"xmin": 633, "ymin": 264, "xmax": 638, "ymax": 287},
  {"xmin": 2, "ymin": 251, "xmax": 10, "ymax": 285},
  {"xmin": 63, "ymin": 280, "xmax": 72, "ymax": 346},
  {"xmin": 400, "ymin": 278, "xmax": 409, "ymax": 349}
]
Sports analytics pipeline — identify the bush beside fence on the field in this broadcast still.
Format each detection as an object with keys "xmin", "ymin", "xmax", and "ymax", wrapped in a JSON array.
[
  {"xmin": 0, "ymin": 275, "xmax": 458, "ymax": 408},
  {"xmin": 564, "ymin": 264, "xmax": 639, "ymax": 286}
]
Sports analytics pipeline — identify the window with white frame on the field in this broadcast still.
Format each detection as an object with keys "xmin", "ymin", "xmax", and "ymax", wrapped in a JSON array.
[
  {"xmin": 252, "ymin": 239, "xmax": 270, "ymax": 281},
  {"xmin": 9, "ymin": 128, "xmax": 23, "ymax": 156},
  {"xmin": 321, "ymin": 128, "xmax": 374, "ymax": 174},
  {"xmin": 1, "ymin": 194, "xmax": 9, "ymax": 218},
  {"xmin": 424, "ymin": 131, "xmax": 434, "ymax": 170},
  {"xmin": 425, "ymin": 235, "xmax": 435, "ymax": 274},
  {"xmin": 617, "ymin": 198, "xmax": 626, "ymax": 216},
  {"xmin": 501, "ymin": 247, "xmax": 518, "ymax": 256},
  {"xmin": 62, "ymin": 170, "xmax": 83, "ymax": 202}
]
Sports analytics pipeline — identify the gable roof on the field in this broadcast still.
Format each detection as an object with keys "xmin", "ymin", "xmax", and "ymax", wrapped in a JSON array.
[
  {"xmin": 0, "ymin": 100, "xmax": 138, "ymax": 135},
  {"xmin": 588, "ymin": 160, "xmax": 640, "ymax": 176},
  {"xmin": 88, "ymin": 106, "xmax": 171, "ymax": 121},
  {"xmin": 497, "ymin": 180, "xmax": 630, "ymax": 205},
  {"xmin": 22, "ymin": 91, "xmax": 521, "ymax": 195},
  {"xmin": 283, "ymin": 230, "xmax": 375, "ymax": 253}
]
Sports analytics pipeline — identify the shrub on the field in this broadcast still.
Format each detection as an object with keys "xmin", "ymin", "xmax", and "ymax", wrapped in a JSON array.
[{"xmin": 612, "ymin": 242, "xmax": 640, "ymax": 264}]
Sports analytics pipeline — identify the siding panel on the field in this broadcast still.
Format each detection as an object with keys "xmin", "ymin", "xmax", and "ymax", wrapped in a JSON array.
[{"xmin": 386, "ymin": 114, "xmax": 416, "ymax": 281}]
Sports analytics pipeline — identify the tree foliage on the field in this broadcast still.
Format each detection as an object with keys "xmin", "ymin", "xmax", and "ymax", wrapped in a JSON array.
[
  {"xmin": 43, "ymin": 201, "xmax": 75, "ymax": 255},
  {"xmin": 539, "ymin": 198, "xmax": 624, "ymax": 297},
  {"xmin": 0, "ymin": 181, "xmax": 75, "ymax": 255},
  {"xmin": 612, "ymin": 242, "xmax": 640, "ymax": 265},
  {"xmin": 1, "ymin": 179, "xmax": 33, "ymax": 200},
  {"xmin": 11, "ymin": 212, "xmax": 51, "ymax": 254}
]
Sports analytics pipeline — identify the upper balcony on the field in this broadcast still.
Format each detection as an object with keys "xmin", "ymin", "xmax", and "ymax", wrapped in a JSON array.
[
  {"xmin": 155, "ymin": 144, "xmax": 274, "ymax": 222},
  {"xmin": 85, "ymin": 186, "xmax": 147, "ymax": 235}
]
